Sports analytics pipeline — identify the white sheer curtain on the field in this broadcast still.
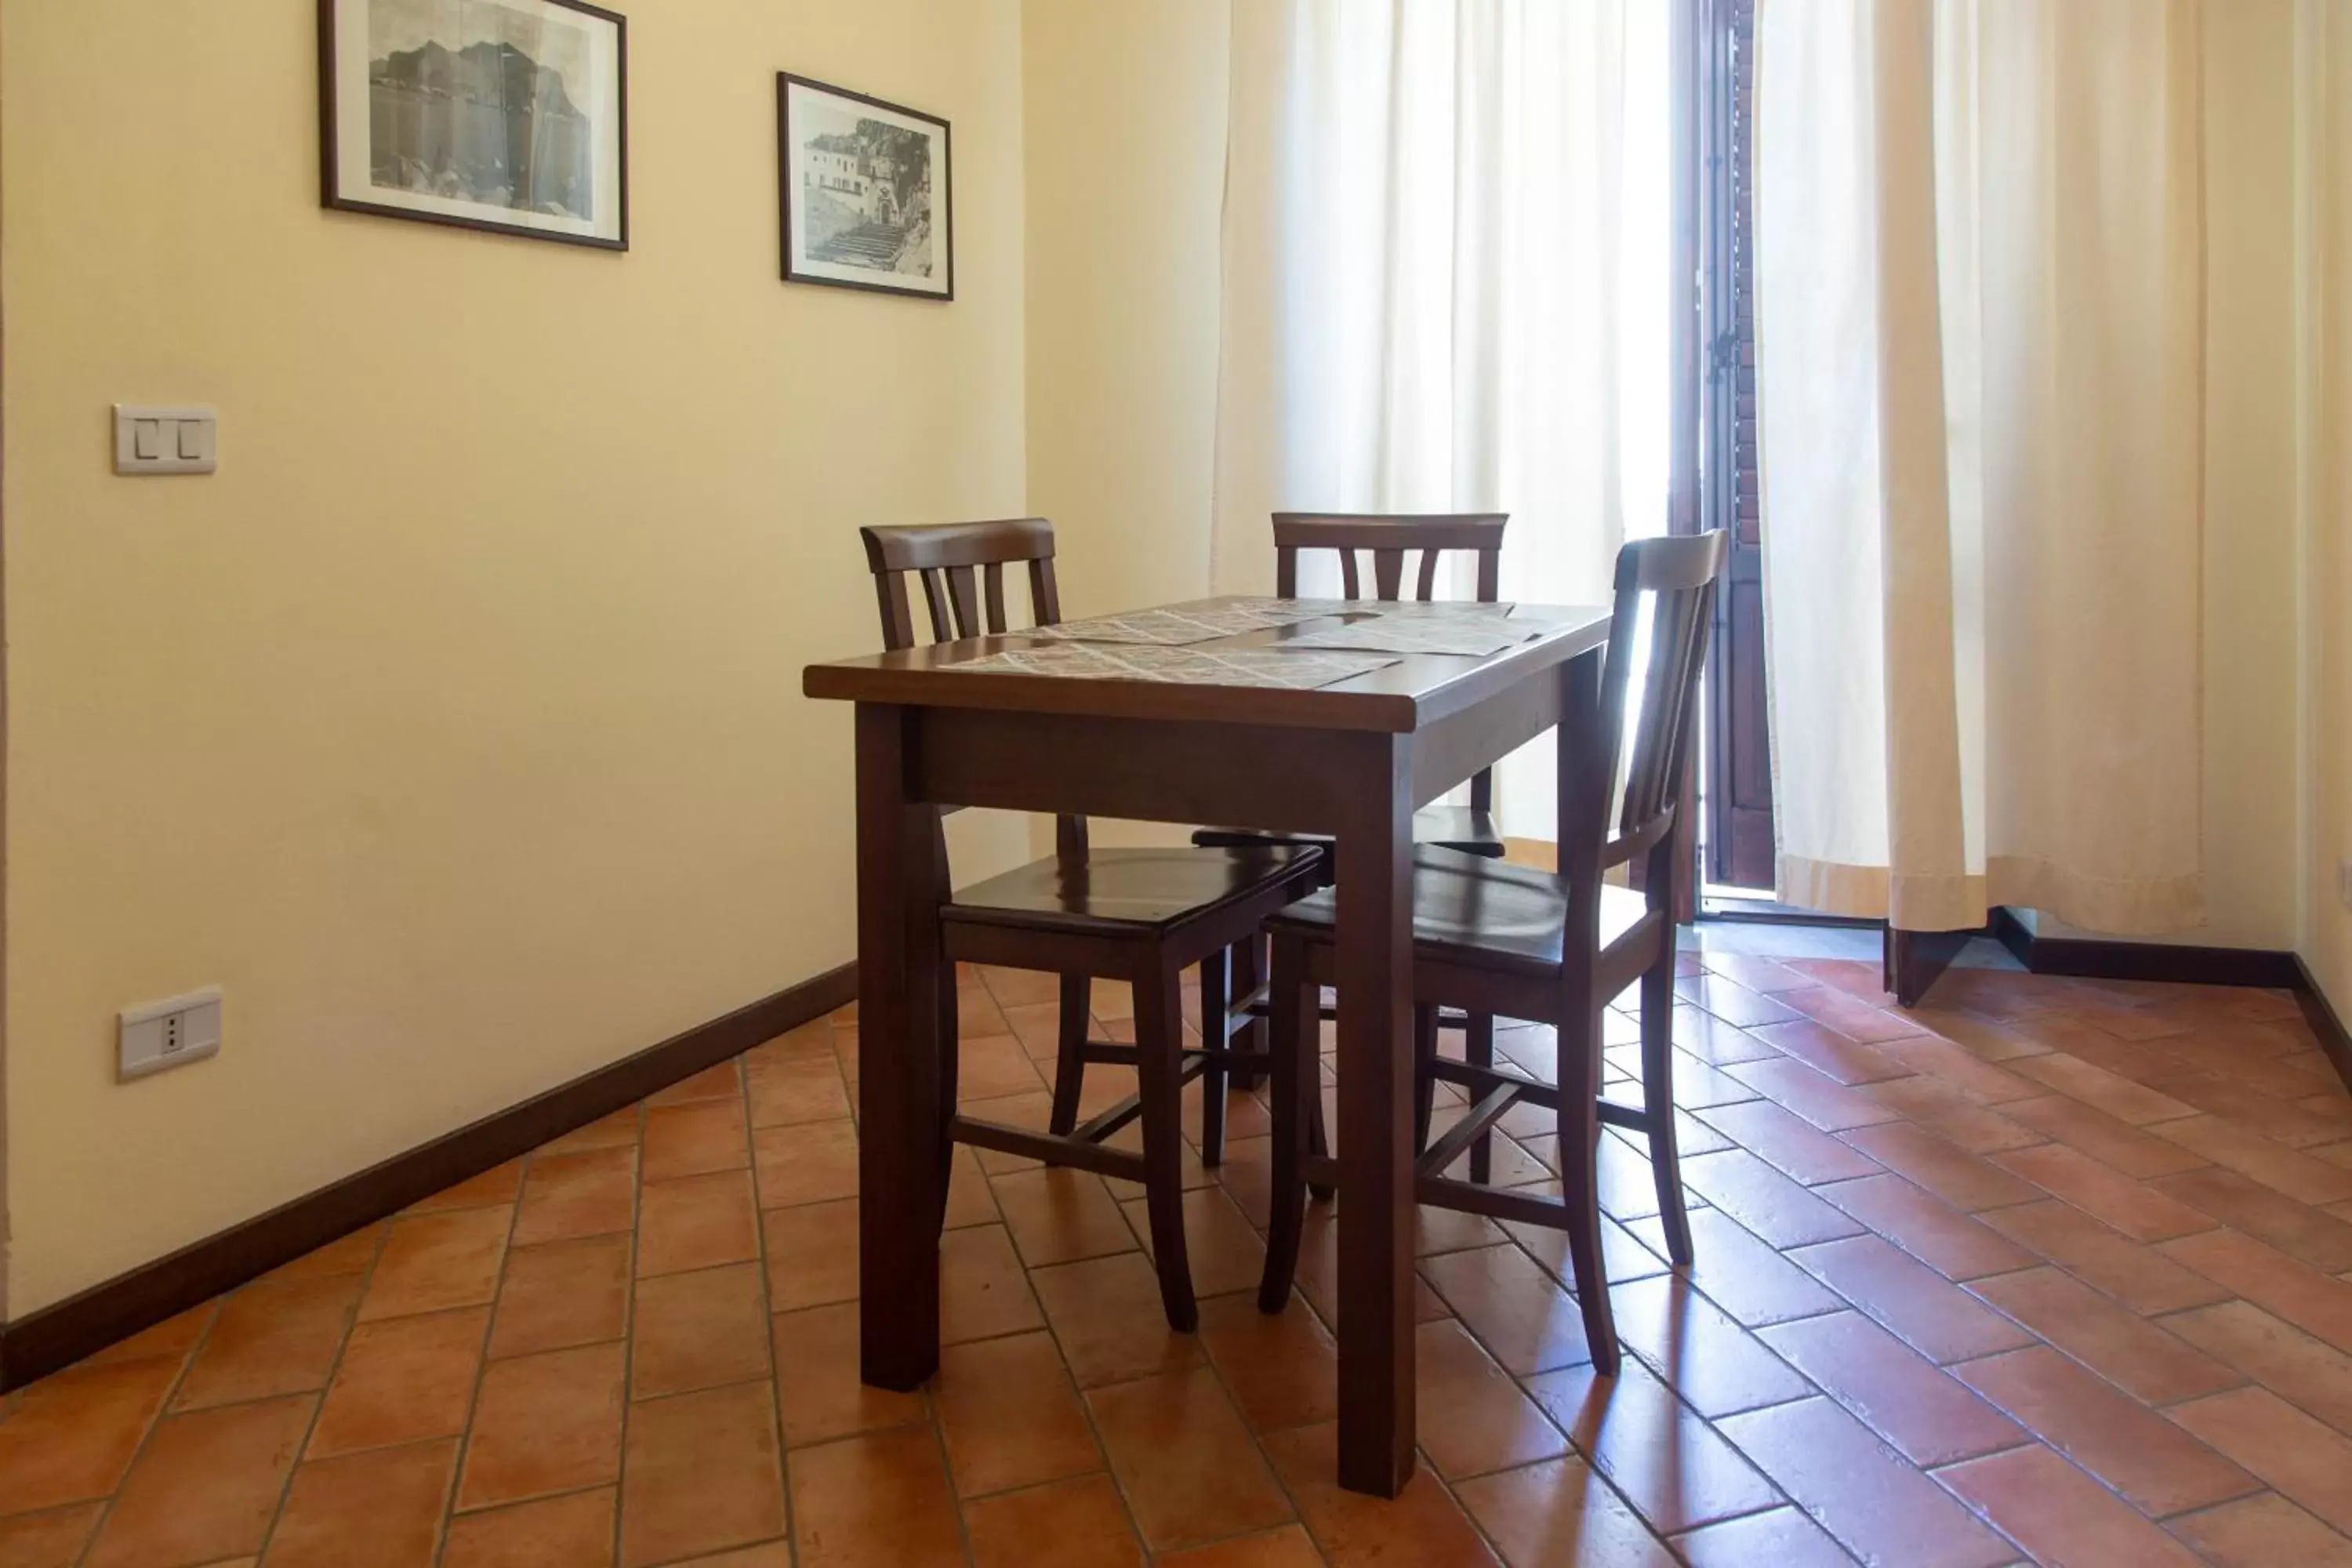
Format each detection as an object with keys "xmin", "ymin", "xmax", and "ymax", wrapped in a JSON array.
[
  {"xmin": 1755, "ymin": 0, "xmax": 2206, "ymax": 934},
  {"xmin": 1211, "ymin": 0, "xmax": 1669, "ymax": 837}
]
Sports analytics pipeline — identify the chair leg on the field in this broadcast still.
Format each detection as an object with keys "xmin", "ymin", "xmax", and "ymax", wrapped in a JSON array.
[
  {"xmin": 1466, "ymin": 1012, "xmax": 1496, "ymax": 1185},
  {"xmin": 935, "ymin": 964, "xmax": 962, "ymax": 1236},
  {"xmin": 1196, "ymin": 948, "xmax": 1230, "ymax": 1167},
  {"xmin": 1137, "ymin": 959, "xmax": 1199, "ymax": 1331},
  {"xmin": 1412, "ymin": 1005, "xmax": 1439, "ymax": 1154},
  {"xmin": 1305, "ymin": 978, "xmax": 1334, "ymax": 1201},
  {"xmin": 1047, "ymin": 972, "xmax": 1089, "ymax": 1137},
  {"xmin": 1307, "ymin": 1069, "xmax": 1335, "ymax": 1203},
  {"xmin": 1229, "ymin": 934, "xmax": 1267, "ymax": 1093},
  {"xmin": 1557, "ymin": 1000, "xmax": 1621, "ymax": 1375},
  {"xmin": 1258, "ymin": 932, "xmax": 1316, "ymax": 1312},
  {"xmin": 1641, "ymin": 945, "xmax": 1694, "ymax": 1266}
]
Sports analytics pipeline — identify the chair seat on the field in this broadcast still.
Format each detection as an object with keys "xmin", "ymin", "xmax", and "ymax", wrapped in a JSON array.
[
  {"xmin": 1267, "ymin": 846, "xmax": 1650, "ymax": 978},
  {"xmin": 947, "ymin": 845, "xmax": 1323, "ymax": 938},
  {"xmin": 1190, "ymin": 804, "xmax": 1505, "ymax": 859}
]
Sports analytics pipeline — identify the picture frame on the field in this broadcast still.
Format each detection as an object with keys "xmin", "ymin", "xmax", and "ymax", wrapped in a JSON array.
[
  {"xmin": 319, "ymin": 0, "xmax": 628, "ymax": 251},
  {"xmin": 777, "ymin": 73, "xmax": 953, "ymax": 301}
]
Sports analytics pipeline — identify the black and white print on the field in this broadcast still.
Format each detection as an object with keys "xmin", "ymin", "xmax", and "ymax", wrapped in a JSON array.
[
  {"xmin": 779, "ymin": 74, "xmax": 953, "ymax": 299},
  {"xmin": 322, "ymin": 0, "xmax": 627, "ymax": 249}
]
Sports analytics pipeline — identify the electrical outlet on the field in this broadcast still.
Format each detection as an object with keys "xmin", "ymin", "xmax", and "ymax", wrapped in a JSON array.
[
  {"xmin": 119, "ymin": 987, "xmax": 222, "ymax": 1081},
  {"xmin": 2340, "ymin": 858, "xmax": 2352, "ymax": 913}
]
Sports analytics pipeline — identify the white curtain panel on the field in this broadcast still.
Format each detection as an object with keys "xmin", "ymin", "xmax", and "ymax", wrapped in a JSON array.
[
  {"xmin": 1755, "ymin": 0, "xmax": 2206, "ymax": 933},
  {"xmin": 1211, "ymin": 0, "xmax": 1669, "ymax": 837}
]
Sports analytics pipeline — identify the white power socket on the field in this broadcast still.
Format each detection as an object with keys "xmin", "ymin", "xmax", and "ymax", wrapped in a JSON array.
[{"xmin": 119, "ymin": 987, "xmax": 223, "ymax": 1081}]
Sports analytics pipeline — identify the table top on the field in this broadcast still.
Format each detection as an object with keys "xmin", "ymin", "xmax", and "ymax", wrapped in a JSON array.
[{"xmin": 803, "ymin": 597, "xmax": 1612, "ymax": 734}]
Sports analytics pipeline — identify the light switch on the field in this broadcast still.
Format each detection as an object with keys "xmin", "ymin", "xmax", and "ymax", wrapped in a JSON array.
[{"xmin": 114, "ymin": 405, "xmax": 216, "ymax": 475}]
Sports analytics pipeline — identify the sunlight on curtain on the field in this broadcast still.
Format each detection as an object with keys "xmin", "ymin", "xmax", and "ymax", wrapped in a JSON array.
[
  {"xmin": 1213, "ymin": 0, "xmax": 1671, "ymax": 839},
  {"xmin": 1755, "ymin": 0, "xmax": 2205, "ymax": 934}
]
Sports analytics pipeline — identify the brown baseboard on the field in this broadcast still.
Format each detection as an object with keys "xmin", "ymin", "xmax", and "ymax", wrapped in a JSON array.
[
  {"xmin": 0, "ymin": 962, "xmax": 855, "ymax": 1393},
  {"xmin": 1984, "ymin": 907, "xmax": 2348, "ymax": 1095},
  {"xmin": 2294, "ymin": 956, "xmax": 2352, "ymax": 1098},
  {"xmin": 1986, "ymin": 907, "xmax": 2305, "ymax": 990}
]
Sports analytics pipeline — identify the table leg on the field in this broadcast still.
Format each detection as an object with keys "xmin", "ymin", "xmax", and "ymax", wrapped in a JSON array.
[
  {"xmin": 856, "ymin": 702, "xmax": 949, "ymax": 1390},
  {"xmin": 1333, "ymin": 730, "xmax": 1417, "ymax": 1497}
]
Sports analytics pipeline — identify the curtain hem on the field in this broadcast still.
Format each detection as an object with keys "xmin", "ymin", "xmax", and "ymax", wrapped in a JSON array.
[{"xmin": 1779, "ymin": 854, "xmax": 2207, "ymax": 936}]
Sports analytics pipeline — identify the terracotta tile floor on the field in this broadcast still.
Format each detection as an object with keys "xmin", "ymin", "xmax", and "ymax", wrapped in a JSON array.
[{"xmin": 6, "ymin": 951, "xmax": 2352, "ymax": 1565}]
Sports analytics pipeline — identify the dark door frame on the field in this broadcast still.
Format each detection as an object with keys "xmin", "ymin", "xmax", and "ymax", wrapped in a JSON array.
[{"xmin": 1695, "ymin": 0, "xmax": 1776, "ymax": 897}]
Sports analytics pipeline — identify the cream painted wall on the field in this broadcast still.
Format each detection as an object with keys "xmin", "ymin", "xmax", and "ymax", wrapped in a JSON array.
[
  {"xmin": 2, "ymin": 0, "xmax": 1032, "ymax": 1316},
  {"xmin": 2297, "ymin": 0, "xmax": 2352, "ymax": 1014},
  {"xmin": 1021, "ymin": 0, "xmax": 1230, "ymax": 850},
  {"xmin": 1022, "ymin": 0, "xmax": 1229, "ymax": 621}
]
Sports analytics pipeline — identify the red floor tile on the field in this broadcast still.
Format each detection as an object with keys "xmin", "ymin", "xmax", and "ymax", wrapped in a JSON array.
[
  {"xmin": 1814, "ymin": 1172, "xmax": 2040, "ymax": 1281},
  {"xmin": 1089, "ymin": 1369, "xmax": 1294, "ymax": 1552},
  {"xmin": 9, "ymin": 965, "xmax": 2347, "ymax": 1567},
  {"xmin": 1760, "ymin": 1311, "xmax": 2024, "ymax": 1466},
  {"xmin": 1787, "ymin": 1234, "xmax": 2038, "ymax": 1363},
  {"xmin": 1953, "ymin": 1345, "xmax": 2259, "ymax": 1515},
  {"xmin": 2168, "ymin": 1387, "xmax": 2352, "ymax": 1535},
  {"xmin": 1522, "ymin": 1358, "xmax": 1781, "ymax": 1534},
  {"xmin": 84, "ymin": 1396, "xmax": 313, "ymax": 1568},
  {"xmin": 1938, "ymin": 1443, "xmax": 2205, "ymax": 1567},
  {"xmin": 962, "ymin": 1474, "xmax": 1145, "ymax": 1568},
  {"xmin": 1606, "ymin": 1272, "xmax": 1813, "ymax": 1419},
  {"xmin": 1968, "ymin": 1267, "xmax": 2243, "ymax": 1403},
  {"xmin": 1454, "ymin": 1454, "xmax": 1678, "ymax": 1567},
  {"xmin": 1715, "ymin": 1396, "xmax": 2013, "ymax": 1567},
  {"xmin": 1260, "ymin": 1423, "xmax": 1500, "ymax": 1566},
  {"xmin": 621, "ymin": 1382, "xmax": 787, "ymax": 1566}
]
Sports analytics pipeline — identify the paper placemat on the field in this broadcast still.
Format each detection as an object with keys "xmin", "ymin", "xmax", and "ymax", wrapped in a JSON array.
[
  {"xmin": 1270, "ymin": 598, "xmax": 1519, "ymax": 620},
  {"xmin": 1032, "ymin": 600, "xmax": 1338, "ymax": 646},
  {"xmin": 1278, "ymin": 617, "xmax": 1535, "ymax": 658},
  {"xmin": 946, "ymin": 642, "xmax": 1397, "ymax": 689}
]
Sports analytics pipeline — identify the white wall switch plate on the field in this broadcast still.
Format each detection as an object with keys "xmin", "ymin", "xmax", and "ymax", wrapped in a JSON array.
[
  {"xmin": 2340, "ymin": 858, "xmax": 2352, "ymax": 913},
  {"xmin": 119, "ymin": 987, "xmax": 223, "ymax": 1080},
  {"xmin": 113, "ymin": 405, "xmax": 217, "ymax": 475}
]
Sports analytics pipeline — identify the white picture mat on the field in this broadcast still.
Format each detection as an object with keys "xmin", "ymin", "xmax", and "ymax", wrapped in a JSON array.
[
  {"xmin": 782, "ymin": 78, "xmax": 949, "ymax": 295},
  {"xmin": 332, "ymin": 0, "xmax": 623, "ymax": 242}
]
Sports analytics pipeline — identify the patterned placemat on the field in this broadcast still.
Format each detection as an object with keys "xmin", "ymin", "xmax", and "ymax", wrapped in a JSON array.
[
  {"xmin": 946, "ymin": 642, "xmax": 1399, "ymax": 689},
  {"xmin": 1031, "ymin": 600, "xmax": 1338, "ymax": 646},
  {"xmin": 1270, "ymin": 597, "xmax": 1519, "ymax": 620},
  {"xmin": 1278, "ymin": 617, "xmax": 1536, "ymax": 658}
]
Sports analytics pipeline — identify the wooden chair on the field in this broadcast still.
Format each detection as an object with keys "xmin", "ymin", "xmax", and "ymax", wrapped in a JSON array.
[
  {"xmin": 860, "ymin": 517, "xmax": 1327, "ymax": 1330},
  {"xmin": 1194, "ymin": 511, "xmax": 1512, "ymax": 860},
  {"xmin": 1192, "ymin": 512, "xmax": 1512, "ymax": 1142},
  {"xmin": 1254, "ymin": 532, "xmax": 1730, "ymax": 1374}
]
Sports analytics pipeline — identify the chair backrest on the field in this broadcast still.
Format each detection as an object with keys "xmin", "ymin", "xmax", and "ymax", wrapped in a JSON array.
[
  {"xmin": 860, "ymin": 517, "xmax": 1063, "ymax": 651},
  {"xmin": 1272, "ymin": 513, "xmax": 1508, "ymax": 604},
  {"xmin": 859, "ymin": 517, "xmax": 1085, "ymax": 856},
  {"xmin": 1593, "ymin": 532, "xmax": 1730, "ymax": 886},
  {"xmin": 1272, "ymin": 512, "xmax": 1510, "ymax": 813}
]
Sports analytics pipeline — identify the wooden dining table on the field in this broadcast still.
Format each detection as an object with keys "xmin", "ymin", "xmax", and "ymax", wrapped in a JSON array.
[{"xmin": 803, "ymin": 594, "xmax": 1613, "ymax": 1497}]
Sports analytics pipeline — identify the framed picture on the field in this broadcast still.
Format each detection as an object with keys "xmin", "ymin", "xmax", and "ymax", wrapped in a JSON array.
[
  {"xmin": 320, "ymin": 0, "xmax": 627, "ymax": 250},
  {"xmin": 778, "ymin": 74, "xmax": 953, "ymax": 300}
]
